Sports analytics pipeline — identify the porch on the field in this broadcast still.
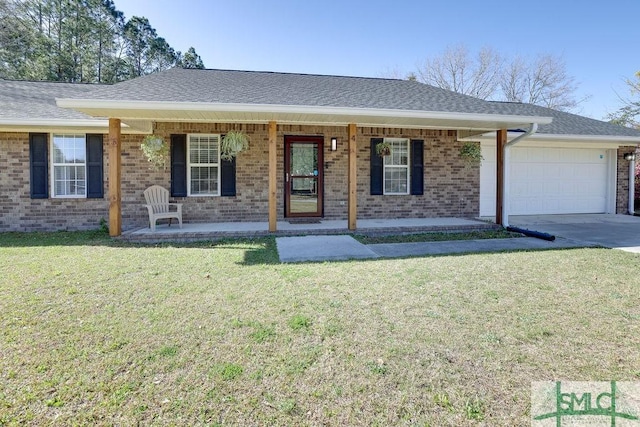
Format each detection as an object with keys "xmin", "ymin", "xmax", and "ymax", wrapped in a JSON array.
[{"xmin": 120, "ymin": 217, "xmax": 499, "ymax": 243}]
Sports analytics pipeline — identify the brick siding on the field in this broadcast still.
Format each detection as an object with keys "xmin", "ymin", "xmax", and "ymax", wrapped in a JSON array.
[
  {"xmin": 0, "ymin": 124, "xmax": 481, "ymax": 231},
  {"xmin": 616, "ymin": 146, "xmax": 636, "ymax": 214},
  {"xmin": 0, "ymin": 132, "xmax": 108, "ymax": 231}
]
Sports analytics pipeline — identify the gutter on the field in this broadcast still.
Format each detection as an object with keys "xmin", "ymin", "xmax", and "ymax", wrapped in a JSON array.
[
  {"xmin": 502, "ymin": 123, "xmax": 539, "ymax": 228},
  {"xmin": 0, "ymin": 118, "xmax": 112, "ymax": 127},
  {"xmin": 627, "ymin": 153, "xmax": 636, "ymax": 215},
  {"xmin": 463, "ymin": 132, "xmax": 640, "ymax": 146}
]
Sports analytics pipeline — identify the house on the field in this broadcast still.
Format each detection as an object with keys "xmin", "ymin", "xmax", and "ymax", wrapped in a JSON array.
[{"xmin": 1, "ymin": 68, "xmax": 639, "ymax": 236}]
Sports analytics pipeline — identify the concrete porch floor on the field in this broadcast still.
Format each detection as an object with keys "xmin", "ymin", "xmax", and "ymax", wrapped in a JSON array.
[{"xmin": 120, "ymin": 217, "xmax": 499, "ymax": 243}]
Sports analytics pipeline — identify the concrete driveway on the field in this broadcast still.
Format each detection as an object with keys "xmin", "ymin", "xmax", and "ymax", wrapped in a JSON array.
[{"xmin": 509, "ymin": 214, "xmax": 640, "ymax": 253}]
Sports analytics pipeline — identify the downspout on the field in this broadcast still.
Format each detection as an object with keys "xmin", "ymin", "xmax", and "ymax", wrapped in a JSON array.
[
  {"xmin": 502, "ymin": 123, "xmax": 539, "ymax": 228},
  {"xmin": 629, "ymin": 154, "xmax": 636, "ymax": 215}
]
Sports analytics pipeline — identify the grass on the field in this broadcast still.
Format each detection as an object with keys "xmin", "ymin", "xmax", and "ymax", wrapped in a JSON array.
[
  {"xmin": 0, "ymin": 231, "xmax": 639, "ymax": 426},
  {"xmin": 354, "ymin": 229, "xmax": 520, "ymax": 244}
]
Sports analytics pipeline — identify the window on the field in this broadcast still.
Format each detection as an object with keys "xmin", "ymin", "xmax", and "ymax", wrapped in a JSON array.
[
  {"xmin": 383, "ymin": 138, "xmax": 410, "ymax": 194},
  {"xmin": 51, "ymin": 134, "xmax": 86, "ymax": 197},
  {"xmin": 188, "ymin": 134, "xmax": 220, "ymax": 196}
]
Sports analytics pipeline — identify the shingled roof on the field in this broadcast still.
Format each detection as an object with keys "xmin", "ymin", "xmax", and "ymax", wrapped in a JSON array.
[
  {"xmin": 0, "ymin": 79, "xmax": 101, "ymax": 122},
  {"xmin": 62, "ymin": 68, "xmax": 501, "ymax": 114},
  {"xmin": 55, "ymin": 68, "xmax": 556, "ymax": 130},
  {"xmin": 3, "ymin": 68, "xmax": 640, "ymax": 140},
  {"xmin": 487, "ymin": 101, "xmax": 640, "ymax": 138}
]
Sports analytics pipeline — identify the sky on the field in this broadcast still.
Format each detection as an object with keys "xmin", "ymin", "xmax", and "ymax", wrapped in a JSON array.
[{"xmin": 117, "ymin": 0, "xmax": 639, "ymax": 120}]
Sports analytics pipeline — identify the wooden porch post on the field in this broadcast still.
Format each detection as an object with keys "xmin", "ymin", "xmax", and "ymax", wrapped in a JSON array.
[
  {"xmin": 348, "ymin": 123, "xmax": 357, "ymax": 230},
  {"xmin": 495, "ymin": 128, "xmax": 507, "ymax": 226},
  {"xmin": 268, "ymin": 121, "xmax": 277, "ymax": 232},
  {"xmin": 108, "ymin": 118, "xmax": 122, "ymax": 236}
]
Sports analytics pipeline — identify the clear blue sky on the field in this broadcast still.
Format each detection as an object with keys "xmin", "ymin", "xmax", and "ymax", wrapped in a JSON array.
[{"xmin": 118, "ymin": 0, "xmax": 639, "ymax": 120}]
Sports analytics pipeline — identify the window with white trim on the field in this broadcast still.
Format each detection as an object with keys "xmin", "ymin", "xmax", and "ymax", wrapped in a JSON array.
[
  {"xmin": 383, "ymin": 138, "xmax": 410, "ymax": 194},
  {"xmin": 188, "ymin": 134, "xmax": 220, "ymax": 196},
  {"xmin": 51, "ymin": 134, "xmax": 86, "ymax": 198}
]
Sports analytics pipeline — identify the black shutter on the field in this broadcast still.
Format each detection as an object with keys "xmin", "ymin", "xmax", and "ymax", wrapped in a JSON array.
[
  {"xmin": 410, "ymin": 139, "xmax": 424, "ymax": 195},
  {"xmin": 370, "ymin": 138, "xmax": 384, "ymax": 195},
  {"xmin": 29, "ymin": 133, "xmax": 48, "ymax": 199},
  {"xmin": 170, "ymin": 134, "xmax": 187, "ymax": 197},
  {"xmin": 86, "ymin": 134, "xmax": 104, "ymax": 198},
  {"xmin": 220, "ymin": 157, "xmax": 236, "ymax": 196}
]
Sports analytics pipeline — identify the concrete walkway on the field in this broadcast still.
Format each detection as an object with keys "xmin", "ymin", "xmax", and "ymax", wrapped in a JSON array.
[
  {"xmin": 276, "ymin": 214, "xmax": 640, "ymax": 262},
  {"xmin": 276, "ymin": 234, "xmax": 594, "ymax": 263},
  {"xmin": 276, "ymin": 235, "xmax": 380, "ymax": 262}
]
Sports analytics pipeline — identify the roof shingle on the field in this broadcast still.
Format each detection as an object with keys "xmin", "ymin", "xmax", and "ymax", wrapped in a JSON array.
[
  {"xmin": 487, "ymin": 101, "xmax": 640, "ymax": 137},
  {"xmin": 69, "ymin": 68, "xmax": 499, "ymax": 114},
  {"xmin": 0, "ymin": 79, "xmax": 101, "ymax": 121},
  {"xmin": 2, "ymin": 68, "xmax": 640, "ymax": 139}
]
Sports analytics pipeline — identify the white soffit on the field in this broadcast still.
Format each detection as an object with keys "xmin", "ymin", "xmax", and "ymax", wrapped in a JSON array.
[
  {"xmin": 56, "ymin": 99, "xmax": 553, "ymax": 131},
  {"xmin": 0, "ymin": 118, "xmax": 144, "ymax": 134}
]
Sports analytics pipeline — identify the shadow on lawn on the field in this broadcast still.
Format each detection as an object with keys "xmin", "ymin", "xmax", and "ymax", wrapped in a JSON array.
[
  {"xmin": 0, "ymin": 231, "xmax": 281, "ymax": 264},
  {"xmin": 0, "ymin": 231, "xmax": 598, "ymax": 267},
  {"xmin": 0, "ymin": 230, "xmax": 115, "ymax": 247}
]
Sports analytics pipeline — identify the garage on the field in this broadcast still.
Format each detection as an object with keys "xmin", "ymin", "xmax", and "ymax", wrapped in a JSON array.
[{"xmin": 480, "ymin": 143, "xmax": 617, "ymax": 216}]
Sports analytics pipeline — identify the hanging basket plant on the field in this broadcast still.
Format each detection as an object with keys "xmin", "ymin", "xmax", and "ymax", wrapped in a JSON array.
[
  {"xmin": 375, "ymin": 141, "xmax": 392, "ymax": 157},
  {"xmin": 140, "ymin": 135, "xmax": 169, "ymax": 170},
  {"xmin": 459, "ymin": 141, "xmax": 483, "ymax": 165},
  {"xmin": 221, "ymin": 131, "xmax": 250, "ymax": 161}
]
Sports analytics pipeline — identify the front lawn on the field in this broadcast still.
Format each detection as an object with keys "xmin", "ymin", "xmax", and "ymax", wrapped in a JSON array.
[{"xmin": 0, "ymin": 232, "xmax": 638, "ymax": 426}]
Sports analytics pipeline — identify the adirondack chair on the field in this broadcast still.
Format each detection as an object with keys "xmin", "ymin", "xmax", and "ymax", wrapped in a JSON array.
[{"xmin": 143, "ymin": 185, "xmax": 183, "ymax": 231}]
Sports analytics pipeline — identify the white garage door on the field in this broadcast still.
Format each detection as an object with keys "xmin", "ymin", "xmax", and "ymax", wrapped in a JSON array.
[{"xmin": 480, "ymin": 145, "xmax": 612, "ymax": 216}]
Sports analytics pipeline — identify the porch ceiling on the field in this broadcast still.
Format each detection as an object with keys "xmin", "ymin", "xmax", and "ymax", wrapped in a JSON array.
[{"xmin": 56, "ymin": 99, "xmax": 553, "ymax": 131}]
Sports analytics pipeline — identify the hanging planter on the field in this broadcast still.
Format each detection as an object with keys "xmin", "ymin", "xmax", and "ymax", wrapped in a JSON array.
[
  {"xmin": 459, "ymin": 141, "xmax": 483, "ymax": 165},
  {"xmin": 221, "ymin": 131, "xmax": 250, "ymax": 161},
  {"xmin": 375, "ymin": 141, "xmax": 391, "ymax": 157},
  {"xmin": 140, "ymin": 135, "xmax": 169, "ymax": 170}
]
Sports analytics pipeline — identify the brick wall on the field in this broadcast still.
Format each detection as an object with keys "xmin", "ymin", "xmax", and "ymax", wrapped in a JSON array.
[
  {"xmin": 0, "ymin": 124, "xmax": 481, "ymax": 231},
  {"xmin": 616, "ymin": 146, "xmax": 636, "ymax": 214},
  {"xmin": 358, "ymin": 128, "xmax": 479, "ymax": 218},
  {"xmin": 0, "ymin": 132, "xmax": 109, "ymax": 231}
]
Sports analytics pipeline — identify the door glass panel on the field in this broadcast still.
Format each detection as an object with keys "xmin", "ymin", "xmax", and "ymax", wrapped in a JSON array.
[
  {"xmin": 291, "ymin": 143, "xmax": 317, "ymax": 175},
  {"xmin": 290, "ymin": 177, "xmax": 318, "ymax": 213},
  {"xmin": 289, "ymin": 142, "xmax": 319, "ymax": 215}
]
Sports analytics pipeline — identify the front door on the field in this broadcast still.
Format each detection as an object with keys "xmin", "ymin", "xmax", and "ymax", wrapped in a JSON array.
[{"xmin": 285, "ymin": 136, "xmax": 323, "ymax": 217}]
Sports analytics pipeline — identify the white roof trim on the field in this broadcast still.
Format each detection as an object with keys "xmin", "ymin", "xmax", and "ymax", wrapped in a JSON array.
[
  {"xmin": 462, "ymin": 131, "xmax": 640, "ymax": 144},
  {"xmin": 56, "ymin": 98, "xmax": 553, "ymax": 127},
  {"xmin": 0, "ymin": 118, "xmax": 149, "ymax": 134},
  {"xmin": 0, "ymin": 118, "xmax": 111, "ymax": 127}
]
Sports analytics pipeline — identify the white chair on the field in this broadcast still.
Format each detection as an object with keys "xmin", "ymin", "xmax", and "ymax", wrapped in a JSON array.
[{"xmin": 143, "ymin": 185, "xmax": 183, "ymax": 231}]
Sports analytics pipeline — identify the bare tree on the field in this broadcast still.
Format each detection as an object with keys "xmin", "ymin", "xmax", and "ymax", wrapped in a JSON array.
[
  {"xmin": 376, "ymin": 66, "xmax": 415, "ymax": 81},
  {"xmin": 608, "ymin": 71, "xmax": 640, "ymax": 128},
  {"xmin": 501, "ymin": 54, "xmax": 580, "ymax": 111},
  {"xmin": 416, "ymin": 44, "xmax": 503, "ymax": 100},
  {"xmin": 414, "ymin": 44, "xmax": 584, "ymax": 112}
]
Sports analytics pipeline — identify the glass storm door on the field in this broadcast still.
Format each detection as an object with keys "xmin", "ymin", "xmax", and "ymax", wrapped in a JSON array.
[{"xmin": 285, "ymin": 136, "xmax": 323, "ymax": 217}]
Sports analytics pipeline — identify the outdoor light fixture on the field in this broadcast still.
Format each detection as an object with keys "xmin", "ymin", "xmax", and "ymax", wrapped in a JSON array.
[
  {"xmin": 330, "ymin": 137, "xmax": 338, "ymax": 151},
  {"xmin": 624, "ymin": 153, "xmax": 636, "ymax": 161}
]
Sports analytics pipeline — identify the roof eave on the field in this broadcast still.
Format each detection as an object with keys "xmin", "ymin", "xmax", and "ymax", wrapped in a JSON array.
[
  {"xmin": 465, "ymin": 131, "xmax": 640, "ymax": 144},
  {"xmin": 0, "ymin": 118, "xmax": 146, "ymax": 133},
  {"xmin": 530, "ymin": 133, "xmax": 640, "ymax": 144},
  {"xmin": 55, "ymin": 99, "xmax": 553, "ymax": 130}
]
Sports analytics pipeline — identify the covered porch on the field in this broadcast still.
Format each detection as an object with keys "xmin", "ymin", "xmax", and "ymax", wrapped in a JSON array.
[
  {"xmin": 119, "ymin": 217, "xmax": 499, "ymax": 243},
  {"xmin": 54, "ymin": 70, "xmax": 553, "ymax": 237}
]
